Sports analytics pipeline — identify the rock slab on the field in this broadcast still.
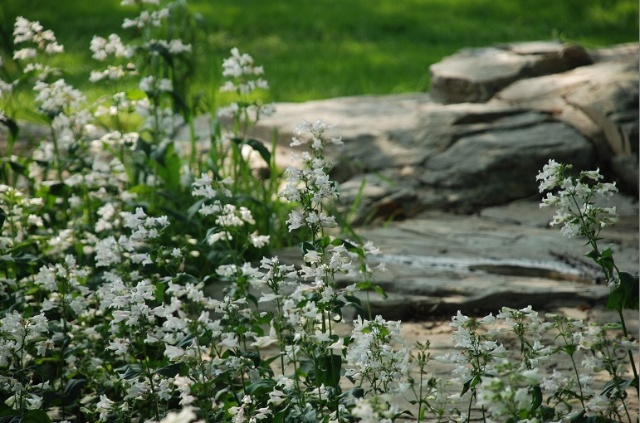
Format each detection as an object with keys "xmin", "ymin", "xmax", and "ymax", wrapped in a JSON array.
[
  {"xmin": 181, "ymin": 41, "xmax": 637, "ymax": 220},
  {"xmin": 274, "ymin": 194, "xmax": 639, "ymax": 320},
  {"xmin": 429, "ymin": 41, "xmax": 593, "ymax": 104}
]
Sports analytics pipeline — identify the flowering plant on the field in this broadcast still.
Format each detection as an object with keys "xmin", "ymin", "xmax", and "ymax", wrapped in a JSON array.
[
  {"xmin": 0, "ymin": 2, "xmax": 638, "ymax": 422},
  {"xmin": 537, "ymin": 160, "xmax": 639, "ymax": 333}
]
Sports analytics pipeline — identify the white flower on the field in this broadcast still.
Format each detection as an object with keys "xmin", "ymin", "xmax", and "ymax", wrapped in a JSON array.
[
  {"xmin": 13, "ymin": 48, "xmax": 37, "ymax": 60},
  {"xmin": 159, "ymin": 407, "xmax": 201, "ymax": 423},
  {"xmin": 218, "ymin": 333, "xmax": 239, "ymax": 349},
  {"xmin": 536, "ymin": 159, "xmax": 562, "ymax": 192},
  {"xmin": 168, "ymin": 39, "xmax": 192, "ymax": 54},
  {"xmin": 328, "ymin": 337, "xmax": 346, "ymax": 352},
  {"xmin": 107, "ymin": 338, "xmax": 129, "ymax": 356},
  {"xmin": 139, "ymin": 75, "xmax": 155, "ymax": 92},
  {"xmin": 90, "ymin": 34, "xmax": 132, "ymax": 61},
  {"xmin": 164, "ymin": 345, "xmax": 186, "ymax": 361},
  {"xmin": 249, "ymin": 233, "xmax": 270, "ymax": 248},
  {"xmin": 96, "ymin": 395, "xmax": 115, "ymax": 422}
]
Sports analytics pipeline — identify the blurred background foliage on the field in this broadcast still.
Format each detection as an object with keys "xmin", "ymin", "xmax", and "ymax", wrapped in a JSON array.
[{"xmin": 0, "ymin": 0, "xmax": 638, "ymax": 103}]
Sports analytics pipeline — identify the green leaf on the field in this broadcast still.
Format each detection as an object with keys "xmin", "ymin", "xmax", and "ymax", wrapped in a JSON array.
[
  {"xmin": 341, "ymin": 387, "xmax": 364, "ymax": 399},
  {"xmin": 569, "ymin": 410, "xmax": 587, "ymax": 423},
  {"xmin": 301, "ymin": 241, "xmax": 314, "ymax": 255},
  {"xmin": 8, "ymin": 158, "xmax": 27, "ymax": 175},
  {"xmin": 246, "ymin": 379, "xmax": 276, "ymax": 396},
  {"xmin": 178, "ymin": 334, "xmax": 195, "ymax": 348},
  {"xmin": 155, "ymin": 281, "xmax": 167, "ymax": 303},
  {"xmin": 45, "ymin": 182, "xmax": 67, "ymax": 196},
  {"xmin": 530, "ymin": 384, "xmax": 542, "ymax": 411},
  {"xmin": 372, "ymin": 284, "xmax": 387, "ymax": 298},
  {"xmin": 0, "ymin": 114, "xmax": 19, "ymax": 140},
  {"xmin": 64, "ymin": 378, "xmax": 87, "ymax": 401},
  {"xmin": 158, "ymin": 362, "xmax": 185, "ymax": 378},
  {"xmin": 115, "ymin": 363, "xmax": 142, "ymax": 379},
  {"xmin": 314, "ymin": 354, "xmax": 342, "ymax": 388},
  {"xmin": 318, "ymin": 235, "xmax": 332, "ymax": 249},
  {"xmin": 330, "ymin": 237, "xmax": 345, "ymax": 247},
  {"xmin": 272, "ymin": 410, "xmax": 285, "ymax": 423},
  {"xmin": 601, "ymin": 377, "xmax": 630, "ymax": 397},
  {"xmin": 587, "ymin": 247, "xmax": 615, "ymax": 275},
  {"xmin": 607, "ymin": 272, "xmax": 639, "ymax": 311},
  {"xmin": 153, "ymin": 142, "xmax": 182, "ymax": 191},
  {"xmin": 21, "ymin": 410, "xmax": 52, "ymax": 423},
  {"xmin": 135, "ymin": 136, "xmax": 153, "ymax": 157},
  {"xmin": 460, "ymin": 374, "xmax": 481, "ymax": 396},
  {"xmin": 174, "ymin": 273, "xmax": 200, "ymax": 285},
  {"xmin": 187, "ymin": 198, "xmax": 206, "ymax": 219},
  {"xmin": 230, "ymin": 137, "xmax": 271, "ymax": 166},
  {"xmin": 0, "ymin": 207, "xmax": 5, "ymax": 231}
]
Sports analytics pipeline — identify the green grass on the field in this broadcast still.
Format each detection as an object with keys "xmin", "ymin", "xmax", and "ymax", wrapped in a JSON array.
[{"xmin": 1, "ymin": 0, "xmax": 638, "ymax": 104}]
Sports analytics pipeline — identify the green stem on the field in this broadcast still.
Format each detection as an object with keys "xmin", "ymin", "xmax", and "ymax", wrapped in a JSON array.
[
  {"xmin": 618, "ymin": 308, "xmax": 639, "ymax": 395},
  {"xmin": 49, "ymin": 125, "xmax": 64, "ymax": 182},
  {"xmin": 417, "ymin": 369, "xmax": 424, "ymax": 423},
  {"xmin": 568, "ymin": 352, "xmax": 586, "ymax": 407}
]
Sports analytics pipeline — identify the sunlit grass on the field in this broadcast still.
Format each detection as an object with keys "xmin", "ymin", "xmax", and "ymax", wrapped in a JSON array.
[{"xmin": 1, "ymin": 0, "xmax": 637, "ymax": 105}]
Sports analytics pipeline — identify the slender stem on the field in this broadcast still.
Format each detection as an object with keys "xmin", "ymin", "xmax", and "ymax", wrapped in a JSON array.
[
  {"xmin": 618, "ymin": 308, "xmax": 639, "ymax": 395},
  {"xmin": 49, "ymin": 125, "xmax": 64, "ymax": 181},
  {"xmin": 568, "ymin": 352, "xmax": 586, "ymax": 407},
  {"xmin": 465, "ymin": 391, "xmax": 473, "ymax": 423},
  {"xmin": 417, "ymin": 366, "xmax": 424, "ymax": 423}
]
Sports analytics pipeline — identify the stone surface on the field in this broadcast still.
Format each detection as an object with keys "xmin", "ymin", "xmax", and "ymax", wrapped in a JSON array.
[
  {"xmin": 176, "ymin": 41, "xmax": 640, "ymax": 320},
  {"xmin": 491, "ymin": 55, "xmax": 639, "ymax": 193},
  {"xmin": 429, "ymin": 41, "xmax": 593, "ymax": 104},
  {"xmin": 178, "ymin": 42, "xmax": 638, "ymax": 216},
  {"xmin": 274, "ymin": 194, "xmax": 639, "ymax": 320}
]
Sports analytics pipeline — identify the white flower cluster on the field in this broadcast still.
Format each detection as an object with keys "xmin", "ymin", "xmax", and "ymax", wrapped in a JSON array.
[
  {"xmin": 148, "ymin": 38, "xmax": 193, "ymax": 55},
  {"xmin": 94, "ymin": 207, "xmax": 169, "ymax": 267},
  {"xmin": 13, "ymin": 16, "xmax": 64, "ymax": 60},
  {"xmin": 0, "ymin": 311, "xmax": 49, "ymax": 364},
  {"xmin": 536, "ymin": 159, "xmax": 618, "ymax": 238},
  {"xmin": 122, "ymin": 7, "xmax": 170, "ymax": 29},
  {"xmin": 220, "ymin": 47, "xmax": 268, "ymax": 94},
  {"xmin": 0, "ymin": 185, "xmax": 45, "ymax": 248},
  {"xmin": 0, "ymin": 310, "xmax": 50, "ymax": 411},
  {"xmin": 351, "ymin": 395, "xmax": 400, "ymax": 423},
  {"xmin": 434, "ymin": 306, "xmax": 638, "ymax": 422},
  {"xmin": 218, "ymin": 48, "xmax": 274, "ymax": 123},
  {"xmin": 89, "ymin": 33, "xmax": 136, "ymax": 82},
  {"xmin": 191, "ymin": 173, "xmax": 268, "ymax": 248},
  {"xmin": 475, "ymin": 360, "xmax": 542, "ymax": 419},
  {"xmin": 281, "ymin": 119, "xmax": 343, "ymax": 233},
  {"xmin": 90, "ymin": 34, "xmax": 132, "ymax": 61},
  {"xmin": 346, "ymin": 315, "xmax": 411, "ymax": 394},
  {"xmin": 0, "ymin": 17, "xmax": 66, "ymax": 98},
  {"xmin": 139, "ymin": 75, "xmax": 173, "ymax": 93},
  {"xmin": 33, "ymin": 79, "xmax": 85, "ymax": 117}
]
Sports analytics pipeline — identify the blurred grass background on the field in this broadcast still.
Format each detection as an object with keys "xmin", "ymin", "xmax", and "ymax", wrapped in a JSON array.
[{"xmin": 1, "ymin": 0, "xmax": 638, "ymax": 104}]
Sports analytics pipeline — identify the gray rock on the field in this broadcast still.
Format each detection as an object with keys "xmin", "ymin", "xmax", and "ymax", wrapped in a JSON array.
[
  {"xmin": 492, "ymin": 60, "xmax": 638, "ymax": 155},
  {"xmin": 611, "ymin": 154, "xmax": 640, "ymax": 193},
  {"xmin": 491, "ymin": 58, "xmax": 639, "ymax": 193},
  {"xmin": 588, "ymin": 42, "xmax": 640, "ymax": 63},
  {"xmin": 178, "ymin": 42, "xmax": 638, "ymax": 219},
  {"xmin": 273, "ymin": 194, "xmax": 638, "ymax": 319},
  {"xmin": 429, "ymin": 41, "xmax": 592, "ymax": 104},
  {"xmin": 416, "ymin": 108, "xmax": 595, "ymax": 211}
]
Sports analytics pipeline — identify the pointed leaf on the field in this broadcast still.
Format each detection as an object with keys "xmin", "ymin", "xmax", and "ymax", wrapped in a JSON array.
[
  {"xmin": 21, "ymin": 410, "xmax": 52, "ymax": 423},
  {"xmin": 0, "ymin": 114, "xmax": 19, "ymax": 140},
  {"xmin": 607, "ymin": 272, "xmax": 639, "ymax": 311},
  {"xmin": 231, "ymin": 137, "xmax": 271, "ymax": 166}
]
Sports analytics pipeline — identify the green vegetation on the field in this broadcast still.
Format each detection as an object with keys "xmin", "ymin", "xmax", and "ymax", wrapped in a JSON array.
[
  {"xmin": 0, "ymin": 2, "xmax": 638, "ymax": 421},
  {"xmin": 2, "ymin": 0, "xmax": 638, "ymax": 103}
]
